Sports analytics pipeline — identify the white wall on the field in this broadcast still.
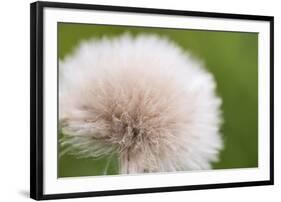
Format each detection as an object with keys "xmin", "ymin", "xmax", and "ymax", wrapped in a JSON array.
[{"xmin": 0, "ymin": 0, "xmax": 279, "ymax": 201}]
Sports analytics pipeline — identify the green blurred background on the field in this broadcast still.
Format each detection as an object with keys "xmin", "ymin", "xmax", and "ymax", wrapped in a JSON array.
[{"xmin": 58, "ymin": 23, "xmax": 258, "ymax": 178}]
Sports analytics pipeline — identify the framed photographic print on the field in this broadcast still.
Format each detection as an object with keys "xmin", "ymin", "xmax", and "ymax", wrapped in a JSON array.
[{"xmin": 30, "ymin": 1, "xmax": 274, "ymax": 200}]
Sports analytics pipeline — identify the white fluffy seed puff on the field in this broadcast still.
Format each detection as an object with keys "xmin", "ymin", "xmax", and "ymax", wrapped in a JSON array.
[{"xmin": 59, "ymin": 34, "xmax": 223, "ymax": 174}]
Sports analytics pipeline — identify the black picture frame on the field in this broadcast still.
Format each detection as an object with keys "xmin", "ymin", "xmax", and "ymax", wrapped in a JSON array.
[{"xmin": 30, "ymin": 1, "xmax": 274, "ymax": 200}]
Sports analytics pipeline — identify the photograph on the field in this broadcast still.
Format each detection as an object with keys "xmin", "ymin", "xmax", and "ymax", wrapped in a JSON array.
[
  {"xmin": 30, "ymin": 1, "xmax": 273, "ymax": 199},
  {"xmin": 58, "ymin": 23, "xmax": 258, "ymax": 177}
]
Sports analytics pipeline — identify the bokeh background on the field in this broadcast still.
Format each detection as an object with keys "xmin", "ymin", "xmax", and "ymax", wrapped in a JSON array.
[{"xmin": 58, "ymin": 23, "xmax": 258, "ymax": 177}]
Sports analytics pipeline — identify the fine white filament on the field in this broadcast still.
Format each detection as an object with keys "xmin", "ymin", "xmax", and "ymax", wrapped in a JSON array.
[{"xmin": 59, "ymin": 34, "xmax": 223, "ymax": 174}]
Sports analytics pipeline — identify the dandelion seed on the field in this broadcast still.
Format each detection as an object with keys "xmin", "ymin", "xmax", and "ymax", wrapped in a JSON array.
[{"xmin": 59, "ymin": 34, "xmax": 223, "ymax": 174}]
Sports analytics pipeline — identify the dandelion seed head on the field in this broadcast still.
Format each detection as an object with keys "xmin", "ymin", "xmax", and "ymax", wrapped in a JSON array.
[{"xmin": 59, "ymin": 34, "xmax": 223, "ymax": 174}]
